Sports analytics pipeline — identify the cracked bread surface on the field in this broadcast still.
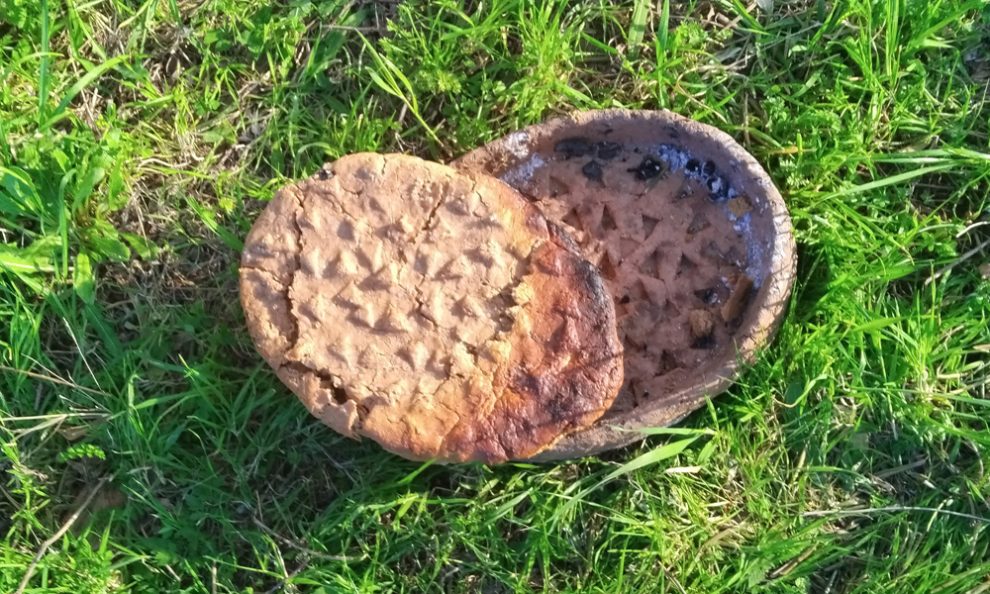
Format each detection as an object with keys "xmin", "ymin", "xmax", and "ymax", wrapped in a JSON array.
[{"xmin": 239, "ymin": 153, "xmax": 623, "ymax": 463}]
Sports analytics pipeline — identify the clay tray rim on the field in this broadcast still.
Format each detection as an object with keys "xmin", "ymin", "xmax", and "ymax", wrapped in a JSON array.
[{"xmin": 452, "ymin": 108, "xmax": 798, "ymax": 461}]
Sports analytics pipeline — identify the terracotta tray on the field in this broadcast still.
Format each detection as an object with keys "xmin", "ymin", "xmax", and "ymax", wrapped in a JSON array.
[{"xmin": 454, "ymin": 109, "xmax": 796, "ymax": 460}]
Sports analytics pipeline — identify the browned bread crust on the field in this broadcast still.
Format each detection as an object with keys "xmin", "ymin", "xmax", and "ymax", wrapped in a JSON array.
[{"xmin": 239, "ymin": 153, "xmax": 623, "ymax": 463}]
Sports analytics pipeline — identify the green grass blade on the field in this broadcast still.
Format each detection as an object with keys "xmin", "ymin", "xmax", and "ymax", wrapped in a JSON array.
[
  {"xmin": 37, "ymin": 0, "xmax": 51, "ymax": 125},
  {"xmin": 598, "ymin": 436, "xmax": 701, "ymax": 483},
  {"xmin": 627, "ymin": 0, "xmax": 650, "ymax": 59},
  {"xmin": 43, "ymin": 55, "xmax": 132, "ymax": 130}
]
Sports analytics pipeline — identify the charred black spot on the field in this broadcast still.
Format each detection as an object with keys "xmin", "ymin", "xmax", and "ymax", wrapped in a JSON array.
[
  {"xmin": 695, "ymin": 288, "xmax": 719, "ymax": 305},
  {"xmin": 581, "ymin": 159, "xmax": 603, "ymax": 182},
  {"xmin": 554, "ymin": 137, "xmax": 593, "ymax": 159},
  {"xmin": 594, "ymin": 141, "xmax": 622, "ymax": 160},
  {"xmin": 685, "ymin": 158, "xmax": 701, "ymax": 175},
  {"xmin": 317, "ymin": 167, "xmax": 333, "ymax": 180},
  {"xmin": 702, "ymin": 160, "xmax": 717, "ymax": 176},
  {"xmin": 707, "ymin": 176, "xmax": 729, "ymax": 202},
  {"xmin": 628, "ymin": 157, "xmax": 666, "ymax": 181},
  {"xmin": 511, "ymin": 373, "xmax": 540, "ymax": 396},
  {"xmin": 619, "ymin": 295, "xmax": 631, "ymax": 304}
]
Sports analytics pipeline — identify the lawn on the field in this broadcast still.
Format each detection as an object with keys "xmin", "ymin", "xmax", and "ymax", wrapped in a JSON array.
[{"xmin": 2, "ymin": 0, "xmax": 989, "ymax": 592}]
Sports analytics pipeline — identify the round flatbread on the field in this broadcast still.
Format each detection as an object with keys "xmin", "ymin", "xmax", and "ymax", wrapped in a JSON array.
[{"xmin": 239, "ymin": 153, "xmax": 623, "ymax": 463}]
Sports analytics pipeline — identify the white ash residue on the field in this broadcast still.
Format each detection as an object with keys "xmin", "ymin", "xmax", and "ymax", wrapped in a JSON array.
[
  {"xmin": 501, "ymin": 153, "xmax": 546, "ymax": 190},
  {"xmin": 499, "ymin": 131, "xmax": 542, "ymax": 191},
  {"xmin": 656, "ymin": 144, "xmax": 690, "ymax": 171},
  {"xmin": 730, "ymin": 212, "xmax": 765, "ymax": 286},
  {"xmin": 503, "ymin": 131, "xmax": 531, "ymax": 159}
]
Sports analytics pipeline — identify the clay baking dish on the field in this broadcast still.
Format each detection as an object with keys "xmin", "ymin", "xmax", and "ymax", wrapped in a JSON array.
[{"xmin": 454, "ymin": 109, "xmax": 797, "ymax": 460}]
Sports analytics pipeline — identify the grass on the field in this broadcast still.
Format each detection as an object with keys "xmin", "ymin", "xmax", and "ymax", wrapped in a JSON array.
[{"xmin": 1, "ymin": 0, "xmax": 989, "ymax": 591}]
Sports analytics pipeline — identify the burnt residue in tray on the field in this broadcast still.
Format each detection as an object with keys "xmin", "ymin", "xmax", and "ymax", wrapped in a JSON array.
[
  {"xmin": 581, "ymin": 160, "xmax": 604, "ymax": 182},
  {"xmin": 555, "ymin": 138, "xmax": 625, "ymax": 162},
  {"xmin": 628, "ymin": 156, "xmax": 666, "ymax": 180},
  {"xmin": 546, "ymin": 139, "xmax": 749, "ymax": 220},
  {"xmin": 706, "ymin": 176, "xmax": 730, "ymax": 202},
  {"xmin": 594, "ymin": 141, "xmax": 622, "ymax": 160},
  {"xmin": 554, "ymin": 137, "xmax": 593, "ymax": 159},
  {"xmin": 694, "ymin": 287, "xmax": 720, "ymax": 305}
]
